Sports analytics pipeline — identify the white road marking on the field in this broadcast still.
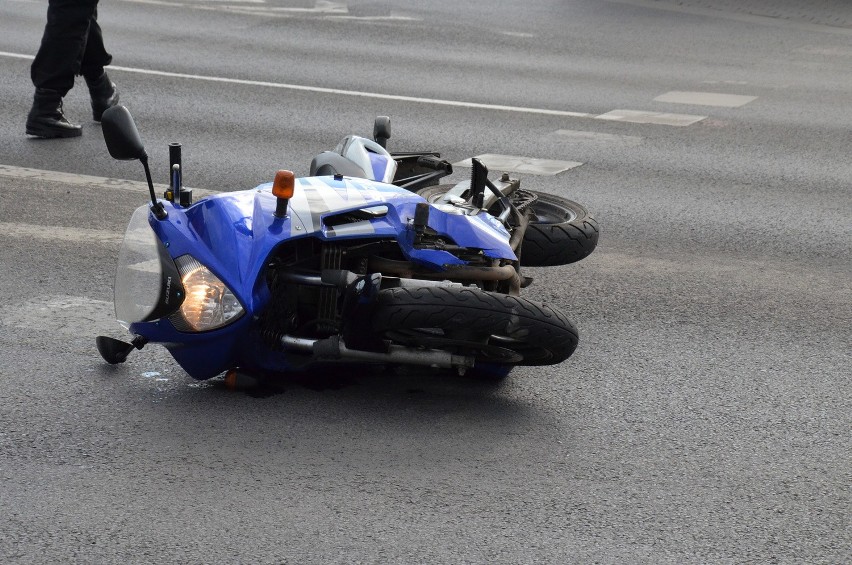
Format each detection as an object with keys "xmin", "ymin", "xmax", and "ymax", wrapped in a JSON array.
[
  {"xmin": 794, "ymin": 45, "xmax": 852, "ymax": 57},
  {"xmin": 500, "ymin": 31, "xmax": 536, "ymax": 38},
  {"xmin": 654, "ymin": 91, "xmax": 757, "ymax": 108},
  {"xmin": 0, "ymin": 163, "xmax": 214, "ymax": 196},
  {"xmin": 0, "ymin": 222, "xmax": 123, "ymax": 245},
  {"xmin": 105, "ymin": 63, "xmax": 596, "ymax": 118},
  {"xmin": 701, "ymin": 80, "xmax": 749, "ymax": 85},
  {"xmin": 119, "ymin": 0, "xmax": 419, "ymax": 20},
  {"xmin": 0, "ymin": 51, "xmax": 710, "ymax": 127},
  {"xmin": 608, "ymin": 0, "xmax": 852, "ymax": 36},
  {"xmin": 0, "ymin": 164, "xmax": 159, "ymax": 193},
  {"xmin": 595, "ymin": 109, "xmax": 706, "ymax": 127},
  {"xmin": 453, "ymin": 154, "xmax": 583, "ymax": 176},
  {"xmin": 325, "ymin": 14, "xmax": 420, "ymax": 22},
  {"xmin": 315, "ymin": 0, "xmax": 346, "ymax": 10},
  {"xmin": 0, "ymin": 51, "xmax": 595, "ymax": 121},
  {"xmin": 553, "ymin": 129, "xmax": 642, "ymax": 145}
]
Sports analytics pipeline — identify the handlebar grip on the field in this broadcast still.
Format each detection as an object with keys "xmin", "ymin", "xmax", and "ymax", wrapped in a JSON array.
[{"xmin": 416, "ymin": 155, "xmax": 453, "ymax": 173}]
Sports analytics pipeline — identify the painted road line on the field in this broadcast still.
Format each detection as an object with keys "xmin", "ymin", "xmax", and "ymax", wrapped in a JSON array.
[
  {"xmin": 0, "ymin": 52, "xmax": 705, "ymax": 126},
  {"xmin": 0, "ymin": 222, "xmax": 123, "ymax": 245},
  {"xmin": 453, "ymin": 155, "xmax": 583, "ymax": 176},
  {"xmin": 654, "ymin": 91, "xmax": 757, "ymax": 108},
  {"xmin": 121, "ymin": 0, "xmax": 421, "ymax": 20},
  {"xmin": 553, "ymin": 129, "xmax": 642, "ymax": 146},
  {"xmin": 0, "ymin": 164, "xmax": 214, "ymax": 196},
  {"xmin": 104, "ymin": 65, "xmax": 595, "ymax": 119},
  {"xmin": 0, "ymin": 51, "xmax": 592, "ymax": 120},
  {"xmin": 0, "ymin": 164, "xmax": 163, "ymax": 193},
  {"xmin": 500, "ymin": 31, "xmax": 537, "ymax": 38},
  {"xmin": 0, "ymin": 53, "xmax": 706, "ymax": 126},
  {"xmin": 701, "ymin": 80, "xmax": 749, "ymax": 85},
  {"xmin": 609, "ymin": 0, "xmax": 852, "ymax": 36},
  {"xmin": 795, "ymin": 46, "xmax": 852, "ymax": 57},
  {"xmin": 120, "ymin": 0, "xmax": 344, "ymax": 13},
  {"xmin": 595, "ymin": 109, "xmax": 706, "ymax": 127}
]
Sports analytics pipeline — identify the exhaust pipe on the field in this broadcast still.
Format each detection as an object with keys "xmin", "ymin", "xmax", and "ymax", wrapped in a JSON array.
[{"xmin": 280, "ymin": 335, "xmax": 474, "ymax": 370}]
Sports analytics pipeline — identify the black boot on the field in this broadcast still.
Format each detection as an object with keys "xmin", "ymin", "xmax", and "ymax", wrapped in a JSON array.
[
  {"xmin": 86, "ymin": 72, "xmax": 120, "ymax": 122},
  {"xmin": 25, "ymin": 89, "xmax": 82, "ymax": 138}
]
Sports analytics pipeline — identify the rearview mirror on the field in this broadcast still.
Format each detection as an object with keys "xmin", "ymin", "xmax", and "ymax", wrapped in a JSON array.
[
  {"xmin": 102, "ymin": 105, "xmax": 147, "ymax": 161},
  {"xmin": 373, "ymin": 116, "xmax": 391, "ymax": 149}
]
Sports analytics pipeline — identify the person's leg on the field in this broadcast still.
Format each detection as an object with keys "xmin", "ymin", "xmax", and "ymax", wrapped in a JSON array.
[
  {"xmin": 80, "ymin": 7, "xmax": 112, "ymax": 79},
  {"xmin": 27, "ymin": 0, "xmax": 98, "ymax": 138},
  {"xmin": 30, "ymin": 0, "xmax": 98, "ymax": 95},
  {"xmin": 81, "ymin": 9, "xmax": 119, "ymax": 122}
]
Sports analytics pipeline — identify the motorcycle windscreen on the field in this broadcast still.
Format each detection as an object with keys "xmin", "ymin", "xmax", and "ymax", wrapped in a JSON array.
[{"xmin": 114, "ymin": 205, "xmax": 182, "ymax": 327}]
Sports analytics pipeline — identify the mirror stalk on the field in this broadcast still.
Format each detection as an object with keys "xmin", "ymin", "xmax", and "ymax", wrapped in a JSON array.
[{"xmin": 141, "ymin": 156, "xmax": 167, "ymax": 219}]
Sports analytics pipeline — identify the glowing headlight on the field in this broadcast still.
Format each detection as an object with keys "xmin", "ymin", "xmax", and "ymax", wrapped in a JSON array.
[{"xmin": 169, "ymin": 255, "xmax": 244, "ymax": 332}]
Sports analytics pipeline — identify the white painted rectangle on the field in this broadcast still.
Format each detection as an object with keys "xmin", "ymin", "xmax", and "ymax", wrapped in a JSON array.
[
  {"xmin": 654, "ymin": 91, "xmax": 757, "ymax": 107},
  {"xmin": 453, "ymin": 154, "xmax": 583, "ymax": 176},
  {"xmin": 595, "ymin": 109, "xmax": 706, "ymax": 127},
  {"xmin": 553, "ymin": 129, "xmax": 642, "ymax": 145},
  {"xmin": 0, "ymin": 222, "xmax": 122, "ymax": 245}
]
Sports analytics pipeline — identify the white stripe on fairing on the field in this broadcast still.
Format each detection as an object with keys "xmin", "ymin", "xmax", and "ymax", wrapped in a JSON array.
[
  {"xmin": 343, "ymin": 179, "xmax": 387, "ymax": 206},
  {"xmin": 327, "ymin": 220, "xmax": 378, "ymax": 237},
  {"xmin": 0, "ymin": 222, "xmax": 123, "ymax": 245},
  {"xmin": 288, "ymin": 182, "xmax": 316, "ymax": 234},
  {"xmin": 303, "ymin": 177, "xmax": 366, "ymax": 211}
]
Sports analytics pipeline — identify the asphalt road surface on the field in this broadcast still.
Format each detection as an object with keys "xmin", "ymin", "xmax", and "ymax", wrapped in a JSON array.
[{"xmin": 1, "ymin": 0, "xmax": 850, "ymax": 562}]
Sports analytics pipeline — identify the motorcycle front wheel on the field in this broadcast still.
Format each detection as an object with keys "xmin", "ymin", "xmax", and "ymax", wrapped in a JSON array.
[{"xmin": 371, "ymin": 285, "xmax": 578, "ymax": 370}]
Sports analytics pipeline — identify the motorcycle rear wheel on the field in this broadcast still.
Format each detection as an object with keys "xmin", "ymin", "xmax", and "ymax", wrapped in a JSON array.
[
  {"xmin": 416, "ymin": 186, "xmax": 599, "ymax": 266},
  {"xmin": 521, "ymin": 191, "xmax": 599, "ymax": 267},
  {"xmin": 371, "ymin": 285, "xmax": 578, "ymax": 371}
]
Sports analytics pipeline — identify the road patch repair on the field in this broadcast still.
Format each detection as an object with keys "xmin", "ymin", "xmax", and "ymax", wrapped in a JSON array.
[{"xmin": 2, "ymin": 296, "xmax": 117, "ymax": 337}]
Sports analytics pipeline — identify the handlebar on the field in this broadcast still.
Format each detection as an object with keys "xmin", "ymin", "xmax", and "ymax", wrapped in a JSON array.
[{"xmin": 416, "ymin": 155, "xmax": 453, "ymax": 174}]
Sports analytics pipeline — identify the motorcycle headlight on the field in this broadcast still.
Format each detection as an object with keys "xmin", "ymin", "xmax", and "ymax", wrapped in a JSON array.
[{"xmin": 168, "ymin": 255, "xmax": 244, "ymax": 332}]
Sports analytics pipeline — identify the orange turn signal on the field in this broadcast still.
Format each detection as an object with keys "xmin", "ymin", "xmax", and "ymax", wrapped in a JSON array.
[{"xmin": 272, "ymin": 170, "xmax": 295, "ymax": 199}]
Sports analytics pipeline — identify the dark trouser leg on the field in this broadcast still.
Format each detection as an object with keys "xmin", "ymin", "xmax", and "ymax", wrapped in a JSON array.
[
  {"xmin": 80, "ymin": 6, "xmax": 119, "ymax": 121},
  {"xmin": 30, "ymin": 0, "xmax": 102, "ymax": 96},
  {"xmin": 28, "ymin": 1, "xmax": 117, "ymax": 134},
  {"xmin": 80, "ymin": 7, "xmax": 113, "ymax": 81}
]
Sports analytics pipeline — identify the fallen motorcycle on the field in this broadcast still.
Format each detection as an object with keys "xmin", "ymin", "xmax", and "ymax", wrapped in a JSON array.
[{"xmin": 96, "ymin": 106, "xmax": 599, "ymax": 380}]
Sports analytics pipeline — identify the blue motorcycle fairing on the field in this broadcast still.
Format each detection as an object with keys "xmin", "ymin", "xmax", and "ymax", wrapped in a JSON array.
[
  {"xmin": 154, "ymin": 177, "xmax": 514, "ymax": 298},
  {"xmin": 287, "ymin": 176, "xmax": 514, "ymax": 262},
  {"xmin": 125, "ymin": 175, "xmax": 517, "ymax": 379}
]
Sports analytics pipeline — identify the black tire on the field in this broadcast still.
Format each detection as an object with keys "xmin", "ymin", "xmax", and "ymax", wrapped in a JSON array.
[
  {"xmin": 417, "ymin": 186, "xmax": 598, "ymax": 267},
  {"xmin": 371, "ymin": 285, "xmax": 578, "ymax": 367},
  {"xmin": 521, "ymin": 191, "xmax": 599, "ymax": 267}
]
